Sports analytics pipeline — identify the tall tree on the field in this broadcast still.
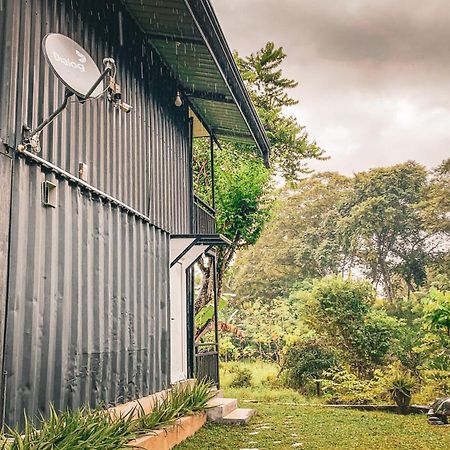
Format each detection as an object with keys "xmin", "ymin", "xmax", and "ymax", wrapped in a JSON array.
[
  {"xmin": 230, "ymin": 160, "xmax": 450, "ymax": 305},
  {"xmin": 193, "ymin": 43, "xmax": 325, "ymax": 333},
  {"xmin": 236, "ymin": 42, "xmax": 326, "ymax": 180},
  {"xmin": 339, "ymin": 161, "xmax": 436, "ymax": 300},
  {"xmin": 229, "ymin": 172, "xmax": 352, "ymax": 304}
]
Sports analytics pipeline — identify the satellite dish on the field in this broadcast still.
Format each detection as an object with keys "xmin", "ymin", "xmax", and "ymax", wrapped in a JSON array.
[{"xmin": 42, "ymin": 33, "xmax": 103, "ymax": 98}]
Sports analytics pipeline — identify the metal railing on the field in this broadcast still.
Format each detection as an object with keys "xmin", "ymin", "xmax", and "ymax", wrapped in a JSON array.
[
  {"xmin": 193, "ymin": 195, "xmax": 216, "ymax": 234},
  {"xmin": 194, "ymin": 342, "xmax": 219, "ymax": 387}
]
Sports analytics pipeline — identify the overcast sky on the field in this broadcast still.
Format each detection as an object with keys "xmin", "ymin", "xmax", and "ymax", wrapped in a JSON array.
[{"xmin": 211, "ymin": 0, "xmax": 450, "ymax": 175}]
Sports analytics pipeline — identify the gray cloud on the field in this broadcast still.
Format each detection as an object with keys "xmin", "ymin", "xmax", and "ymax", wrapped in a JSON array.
[{"xmin": 211, "ymin": 0, "xmax": 450, "ymax": 174}]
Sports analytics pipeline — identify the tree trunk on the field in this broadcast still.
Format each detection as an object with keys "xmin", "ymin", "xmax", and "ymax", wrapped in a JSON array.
[
  {"xmin": 194, "ymin": 243, "xmax": 237, "ymax": 341},
  {"xmin": 379, "ymin": 259, "xmax": 394, "ymax": 302}
]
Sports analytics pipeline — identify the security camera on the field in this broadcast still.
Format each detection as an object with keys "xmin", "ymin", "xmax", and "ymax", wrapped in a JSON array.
[
  {"xmin": 119, "ymin": 101, "xmax": 133, "ymax": 113},
  {"xmin": 108, "ymin": 78, "xmax": 122, "ymax": 102}
]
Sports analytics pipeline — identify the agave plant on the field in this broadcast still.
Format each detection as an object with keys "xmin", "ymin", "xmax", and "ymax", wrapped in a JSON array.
[
  {"xmin": 389, "ymin": 370, "xmax": 415, "ymax": 413},
  {"xmin": 1, "ymin": 405, "xmax": 136, "ymax": 450},
  {"xmin": 134, "ymin": 378, "xmax": 215, "ymax": 434},
  {"xmin": 0, "ymin": 379, "xmax": 215, "ymax": 448}
]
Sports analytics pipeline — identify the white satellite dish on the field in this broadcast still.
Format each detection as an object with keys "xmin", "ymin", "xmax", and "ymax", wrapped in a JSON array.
[
  {"xmin": 42, "ymin": 33, "xmax": 104, "ymax": 98},
  {"xmin": 18, "ymin": 33, "xmax": 130, "ymax": 153}
]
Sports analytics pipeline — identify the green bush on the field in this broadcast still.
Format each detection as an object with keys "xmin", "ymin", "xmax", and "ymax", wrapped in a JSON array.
[
  {"xmin": 282, "ymin": 339, "xmax": 336, "ymax": 391},
  {"xmin": 415, "ymin": 369, "xmax": 450, "ymax": 404},
  {"xmin": 230, "ymin": 367, "xmax": 253, "ymax": 388},
  {"xmin": 321, "ymin": 367, "xmax": 386, "ymax": 405}
]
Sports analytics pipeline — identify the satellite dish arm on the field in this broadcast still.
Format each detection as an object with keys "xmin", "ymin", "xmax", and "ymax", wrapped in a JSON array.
[
  {"xmin": 81, "ymin": 58, "xmax": 115, "ymax": 101},
  {"xmin": 28, "ymin": 88, "xmax": 74, "ymax": 137},
  {"xmin": 20, "ymin": 58, "xmax": 116, "ymax": 151}
]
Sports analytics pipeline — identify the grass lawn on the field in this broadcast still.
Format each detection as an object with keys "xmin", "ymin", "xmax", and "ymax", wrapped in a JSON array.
[
  {"xmin": 177, "ymin": 362, "xmax": 449, "ymax": 449},
  {"xmin": 177, "ymin": 399, "xmax": 450, "ymax": 450}
]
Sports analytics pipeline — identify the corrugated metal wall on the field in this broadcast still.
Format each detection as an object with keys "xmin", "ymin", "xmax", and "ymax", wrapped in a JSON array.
[
  {"xmin": 0, "ymin": 0, "xmax": 191, "ymax": 234},
  {"xmin": 0, "ymin": 0, "xmax": 195, "ymax": 427},
  {"xmin": 4, "ymin": 159, "xmax": 170, "ymax": 426}
]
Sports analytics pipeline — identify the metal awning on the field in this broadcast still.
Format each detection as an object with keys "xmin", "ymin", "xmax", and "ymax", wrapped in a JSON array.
[
  {"xmin": 170, "ymin": 234, "xmax": 231, "ymax": 267},
  {"xmin": 121, "ymin": 0, "xmax": 270, "ymax": 167}
]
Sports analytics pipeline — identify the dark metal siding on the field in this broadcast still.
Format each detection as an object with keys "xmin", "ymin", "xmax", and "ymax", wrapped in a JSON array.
[
  {"xmin": 0, "ymin": 152, "xmax": 12, "ymax": 391},
  {"xmin": 4, "ymin": 158, "xmax": 171, "ymax": 426},
  {"xmin": 0, "ymin": 0, "xmax": 191, "ymax": 234},
  {"xmin": 0, "ymin": 0, "xmax": 196, "ymax": 427}
]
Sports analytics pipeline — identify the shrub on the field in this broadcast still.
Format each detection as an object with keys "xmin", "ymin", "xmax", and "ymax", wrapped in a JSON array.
[
  {"xmin": 307, "ymin": 277, "xmax": 398, "ymax": 375},
  {"xmin": 415, "ymin": 370, "xmax": 450, "ymax": 404},
  {"xmin": 230, "ymin": 367, "xmax": 253, "ymax": 388},
  {"xmin": 321, "ymin": 367, "xmax": 385, "ymax": 405},
  {"xmin": 282, "ymin": 339, "xmax": 336, "ymax": 391}
]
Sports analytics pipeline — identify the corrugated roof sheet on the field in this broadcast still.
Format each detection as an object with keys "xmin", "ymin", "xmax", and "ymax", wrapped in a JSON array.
[{"xmin": 121, "ymin": 0, "xmax": 270, "ymax": 165}]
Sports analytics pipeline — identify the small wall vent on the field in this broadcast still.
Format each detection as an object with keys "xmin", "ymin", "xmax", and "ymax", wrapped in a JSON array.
[{"xmin": 41, "ymin": 180, "xmax": 57, "ymax": 208}]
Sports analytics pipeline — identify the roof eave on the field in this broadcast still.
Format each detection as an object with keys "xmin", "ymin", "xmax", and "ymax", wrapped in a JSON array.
[{"xmin": 183, "ymin": 0, "xmax": 271, "ymax": 167}]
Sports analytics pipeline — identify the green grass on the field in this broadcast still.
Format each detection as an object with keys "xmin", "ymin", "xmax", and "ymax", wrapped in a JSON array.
[
  {"xmin": 176, "ymin": 397, "xmax": 450, "ymax": 450},
  {"xmin": 178, "ymin": 363, "xmax": 449, "ymax": 449},
  {"xmin": 221, "ymin": 360, "xmax": 318, "ymax": 404},
  {"xmin": 221, "ymin": 360, "xmax": 280, "ymax": 388}
]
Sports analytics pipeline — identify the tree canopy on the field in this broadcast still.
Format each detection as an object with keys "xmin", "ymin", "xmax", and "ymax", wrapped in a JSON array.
[{"xmin": 230, "ymin": 160, "xmax": 450, "ymax": 304}]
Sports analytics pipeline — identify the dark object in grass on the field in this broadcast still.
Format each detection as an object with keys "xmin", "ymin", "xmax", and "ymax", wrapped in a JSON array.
[{"xmin": 427, "ymin": 397, "xmax": 450, "ymax": 425}]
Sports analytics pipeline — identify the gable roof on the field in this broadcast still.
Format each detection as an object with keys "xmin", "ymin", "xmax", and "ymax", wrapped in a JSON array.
[{"xmin": 121, "ymin": 0, "xmax": 270, "ymax": 167}]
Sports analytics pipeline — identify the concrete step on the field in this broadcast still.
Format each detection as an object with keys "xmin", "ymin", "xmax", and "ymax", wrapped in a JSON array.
[
  {"xmin": 220, "ymin": 408, "xmax": 257, "ymax": 425},
  {"xmin": 210, "ymin": 388, "xmax": 224, "ymax": 399},
  {"xmin": 206, "ymin": 397, "xmax": 238, "ymax": 421}
]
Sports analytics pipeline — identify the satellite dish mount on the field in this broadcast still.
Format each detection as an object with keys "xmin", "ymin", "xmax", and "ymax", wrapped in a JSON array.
[{"xmin": 19, "ymin": 34, "xmax": 129, "ymax": 153}]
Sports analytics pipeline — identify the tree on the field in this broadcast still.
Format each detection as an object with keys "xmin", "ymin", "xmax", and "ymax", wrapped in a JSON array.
[
  {"xmin": 236, "ymin": 42, "xmax": 326, "ymax": 180},
  {"xmin": 195, "ymin": 144, "xmax": 271, "ymax": 316},
  {"xmin": 230, "ymin": 160, "xmax": 450, "ymax": 306},
  {"xmin": 339, "ymin": 161, "xmax": 439, "ymax": 300},
  {"xmin": 303, "ymin": 277, "xmax": 398, "ymax": 375},
  {"xmin": 420, "ymin": 158, "xmax": 450, "ymax": 287},
  {"xmin": 193, "ymin": 43, "xmax": 325, "ymax": 331},
  {"xmin": 229, "ymin": 172, "xmax": 352, "ymax": 304}
]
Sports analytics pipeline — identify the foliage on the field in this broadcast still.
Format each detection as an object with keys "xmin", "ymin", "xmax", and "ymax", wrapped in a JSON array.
[
  {"xmin": 195, "ymin": 297, "xmax": 227, "ymax": 331},
  {"xmin": 305, "ymin": 277, "xmax": 398, "ymax": 375},
  {"xmin": 230, "ymin": 160, "xmax": 450, "ymax": 306},
  {"xmin": 320, "ymin": 367, "xmax": 386, "ymax": 405},
  {"xmin": 339, "ymin": 161, "xmax": 435, "ymax": 300},
  {"xmin": 220, "ymin": 360, "xmax": 282, "ymax": 391},
  {"xmin": 223, "ymin": 296, "xmax": 310, "ymax": 364},
  {"xmin": 422, "ymin": 289, "xmax": 450, "ymax": 340},
  {"xmin": 230, "ymin": 367, "xmax": 253, "ymax": 388},
  {"xmin": 134, "ymin": 379, "xmax": 215, "ymax": 433},
  {"xmin": 1, "ymin": 380, "xmax": 215, "ymax": 450},
  {"xmin": 236, "ymin": 42, "xmax": 326, "ymax": 180},
  {"xmin": 193, "ymin": 143, "xmax": 272, "ymax": 318},
  {"xmin": 281, "ymin": 339, "xmax": 336, "ymax": 390},
  {"xmin": 214, "ymin": 146, "xmax": 271, "ymax": 247},
  {"xmin": 2, "ymin": 405, "xmax": 136, "ymax": 450},
  {"xmin": 388, "ymin": 370, "xmax": 415, "ymax": 401},
  {"xmin": 230, "ymin": 173, "xmax": 351, "ymax": 303},
  {"xmin": 415, "ymin": 370, "xmax": 450, "ymax": 404}
]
